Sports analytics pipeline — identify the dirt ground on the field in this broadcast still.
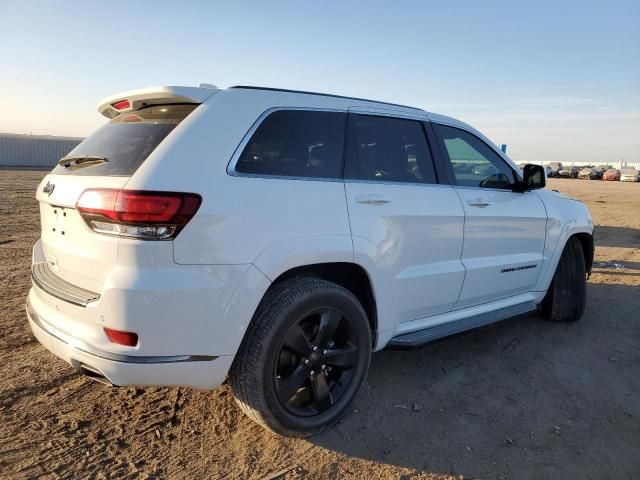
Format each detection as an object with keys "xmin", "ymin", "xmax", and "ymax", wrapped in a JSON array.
[{"xmin": 0, "ymin": 170, "xmax": 638, "ymax": 479}]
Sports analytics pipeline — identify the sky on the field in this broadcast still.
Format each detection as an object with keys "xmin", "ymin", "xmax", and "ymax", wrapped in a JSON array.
[{"xmin": 1, "ymin": 0, "xmax": 638, "ymax": 163}]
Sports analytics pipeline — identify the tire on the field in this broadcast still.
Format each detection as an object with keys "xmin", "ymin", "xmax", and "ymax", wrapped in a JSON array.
[
  {"xmin": 542, "ymin": 236, "xmax": 587, "ymax": 322},
  {"xmin": 230, "ymin": 277, "xmax": 372, "ymax": 437}
]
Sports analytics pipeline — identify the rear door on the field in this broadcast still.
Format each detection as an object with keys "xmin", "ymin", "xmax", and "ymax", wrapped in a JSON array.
[
  {"xmin": 344, "ymin": 111, "xmax": 465, "ymax": 326},
  {"xmin": 432, "ymin": 123, "xmax": 547, "ymax": 309},
  {"xmin": 36, "ymin": 104, "xmax": 197, "ymax": 292}
]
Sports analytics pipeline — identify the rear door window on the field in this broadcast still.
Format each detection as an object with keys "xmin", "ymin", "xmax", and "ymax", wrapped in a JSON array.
[
  {"xmin": 52, "ymin": 104, "xmax": 197, "ymax": 176},
  {"xmin": 235, "ymin": 110, "xmax": 346, "ymax": 179},
  {"xmin": 346, "ymin": 114, "xmax": 437, "ymax": 184}
]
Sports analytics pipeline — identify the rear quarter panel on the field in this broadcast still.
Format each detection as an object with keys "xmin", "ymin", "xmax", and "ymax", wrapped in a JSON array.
[{"xmin": 126, "ymin": 89, "xmax": 354, "ymax": 266}]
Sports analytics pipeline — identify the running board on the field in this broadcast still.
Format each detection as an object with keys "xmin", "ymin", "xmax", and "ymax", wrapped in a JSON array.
[{"xmin": 388, "ymin": 302, "xmax": 537, "ymax": 348}]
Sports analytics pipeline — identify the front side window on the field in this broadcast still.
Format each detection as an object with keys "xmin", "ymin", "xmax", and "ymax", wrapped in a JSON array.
[
  {"xmin": 435, "ymin": 124, "xmax": 515, "ymax": 189},
  {"xmin": 235, "ymin": 110, "xmax": 346, "ymax": 179},
  {"xmin": 348, "ymin": 114, "xmax": 436, "ymax": 184}
]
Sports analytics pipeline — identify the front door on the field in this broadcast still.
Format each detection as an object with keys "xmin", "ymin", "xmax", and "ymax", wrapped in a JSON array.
[{"xmin": 432, "ymin": 123, "xmax": 547, "ymax": 309}]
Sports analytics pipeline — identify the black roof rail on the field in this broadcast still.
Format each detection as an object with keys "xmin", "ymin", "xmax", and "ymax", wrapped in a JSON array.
[{"xmin": 229, "ymin": 85, "xmax": 424, "ymax": 112}]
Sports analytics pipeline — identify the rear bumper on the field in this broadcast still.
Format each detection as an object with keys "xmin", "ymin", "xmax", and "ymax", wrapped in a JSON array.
[
  {"xmin": 29, "ymin": 237, "xmax": 255, "ymax": 356},
  {"xmin": 26, "ymin": 238, "xmax": 273, "ymax": 388},
  {"xmin": 26, "ymin": 298, "xmax": 232, "ymax": 389},
  {"xmin": 31, "ymin": 262, "xmax": 101, "ymax": 307}
]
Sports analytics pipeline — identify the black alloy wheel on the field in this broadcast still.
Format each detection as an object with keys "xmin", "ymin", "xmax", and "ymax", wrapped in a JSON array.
[
  {"xmin": 274, "ymin": 307, "xmax": 358, "ymax": 416},
  {"xmin": 230, "ymin": 277, "xmax": 371, "ymax": 437}
]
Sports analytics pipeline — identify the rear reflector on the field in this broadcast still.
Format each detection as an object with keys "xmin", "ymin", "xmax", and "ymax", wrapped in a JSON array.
[
  {"xmin": 112, "ymin": 99, "xmax": 130, "ymax": 110},
  {"xmin": 76, "ymin": 189, "xmax": 201, "ymax": 240},
  {"xmin": 104, "ymin": 327, "xmax": 138, "ymax": 347}
]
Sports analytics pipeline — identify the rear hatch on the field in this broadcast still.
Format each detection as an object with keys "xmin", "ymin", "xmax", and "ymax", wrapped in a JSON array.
[{"xmin": 36, "ymin": 103, "xmax": 198, "ymax": 293}]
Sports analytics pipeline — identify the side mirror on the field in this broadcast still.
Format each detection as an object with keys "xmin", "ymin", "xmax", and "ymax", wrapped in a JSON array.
[{"xmin": 518, "ymin": 164, "xmax": 546, "ymax": 191}]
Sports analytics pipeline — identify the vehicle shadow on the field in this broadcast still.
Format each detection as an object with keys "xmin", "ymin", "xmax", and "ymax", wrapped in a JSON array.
[
  {"xmin": 308, "ymin": 282, "xmax": 640, "ymax": 478},
  {"xmin": 593, "ymin": 225, "xmax": 640, "ymax": 248}
]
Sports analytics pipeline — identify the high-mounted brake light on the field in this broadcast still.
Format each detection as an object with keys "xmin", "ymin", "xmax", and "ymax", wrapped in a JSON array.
[
  {"xmin": 76, "ymin": 189, "xmax": 202, "ymax": 240},
  {"xmin": 122, "ymin": 114, "xmax": 142, "ymax": 122},
  {"xmin": 111, "ymin": 99, "xmax": 130, "ymax": 110},
  {"xmin": 104, "ymin": 327, "xmax": 138, "ymax": 347}
]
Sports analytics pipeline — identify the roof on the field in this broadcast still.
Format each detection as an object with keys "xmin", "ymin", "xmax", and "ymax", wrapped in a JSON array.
[
  {"xmin": 97, "ymin": 83, "xmax": 430, "ymax": 118},
  {"xmin": 229, "ymin": 85, "xmax": 425, "ymax": 112}
]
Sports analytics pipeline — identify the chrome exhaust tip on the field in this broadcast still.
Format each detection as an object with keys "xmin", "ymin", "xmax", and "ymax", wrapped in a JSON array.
[{"xmin": 77, "ymin": 364, "xmax": 113, "ymax": 386}]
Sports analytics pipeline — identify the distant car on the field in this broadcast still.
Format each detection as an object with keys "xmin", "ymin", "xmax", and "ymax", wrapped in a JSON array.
[
  {"xmin": 592, "ymin": 166, "xmax": 608, "ymax": 179},
  {"xmin": 548, "ymin": 162, "xmax": 562, "ymax": 177},
  {"xmin": 578, "ymin": 167, "xmax": 596, "ymax": 180},
  {"xmin": 558, "ymin": 166, "xmax": 579, "ymax": 178},
  {"xmin": 620, "ymin": 168, "xmax": 639, "ymax": 182},
  {"xmin": 602, "ymin": 169, "xmax": 621, "ymax": 181}
]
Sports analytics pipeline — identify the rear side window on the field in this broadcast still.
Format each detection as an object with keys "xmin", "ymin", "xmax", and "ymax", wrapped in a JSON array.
[
  {"xmin": 347, "ymin": 114, "xmax": 436, "ymax": 184},
  {"xmin": 235, "ymin": 110, "xmax": 346, "ymax": 179},
  {"xmin": 52, "ymin": 104, "xmax": 197, "ymax": 176}
]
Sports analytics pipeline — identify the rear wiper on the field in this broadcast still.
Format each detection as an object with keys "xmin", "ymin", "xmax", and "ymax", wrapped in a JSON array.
[{"xmin": 58, "ymin": 155, "xmax": 108, "ymax": 169}]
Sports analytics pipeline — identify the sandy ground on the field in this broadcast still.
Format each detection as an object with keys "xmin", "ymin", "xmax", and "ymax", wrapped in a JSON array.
[{"xmin": 0, "ymin": 170, "xmax": 638, "ymax": 479}]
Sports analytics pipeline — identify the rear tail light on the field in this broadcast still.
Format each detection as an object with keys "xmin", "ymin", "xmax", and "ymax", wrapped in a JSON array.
[
  {"xmin": 104, "ymin": 327, "xmax": 138, "ymax": 347},
  {"xmin": 76, "ymin": 189, "xmax": 201, "ymax": 240}
]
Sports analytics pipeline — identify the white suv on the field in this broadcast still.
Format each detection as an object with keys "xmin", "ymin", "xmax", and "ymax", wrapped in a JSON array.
[{"xmin": 27, "ymin": 85, "xmax": 594, "ymax": 437}]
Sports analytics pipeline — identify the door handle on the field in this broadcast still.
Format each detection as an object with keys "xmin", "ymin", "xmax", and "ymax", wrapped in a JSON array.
[
  {"xmin": 356, "ymin": 194, "xmax": 390, "ymax": 205},
  {"xmin": 467, "ymin": 198, "xmax": 492, "ymax": 208}
]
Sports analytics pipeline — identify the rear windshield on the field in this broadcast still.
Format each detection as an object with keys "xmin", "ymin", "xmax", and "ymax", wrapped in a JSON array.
[{"xmin": 52, "ymin": 104, "xmax": 197, "ymax": 176}]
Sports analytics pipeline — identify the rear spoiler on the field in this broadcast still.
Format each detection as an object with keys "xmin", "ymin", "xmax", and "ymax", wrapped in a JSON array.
[{"xmin": 97, "ymin": 85, "xmax": 219, "ymax": 119}]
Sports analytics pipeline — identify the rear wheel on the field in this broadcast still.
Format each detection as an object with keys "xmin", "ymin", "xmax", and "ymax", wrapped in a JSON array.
[
  {"xmin": 230, "ymin": 277, "xmax": 371, "ymax": 437},
  {"xmin": 542, "ymin": 236, "xmax": 587, "ymax": 322}
]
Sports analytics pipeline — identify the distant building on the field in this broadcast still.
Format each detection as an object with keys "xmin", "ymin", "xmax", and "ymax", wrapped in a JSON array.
[{"xmin": 0, "ymin": 133, "xmax": 83, "ymax": 169}]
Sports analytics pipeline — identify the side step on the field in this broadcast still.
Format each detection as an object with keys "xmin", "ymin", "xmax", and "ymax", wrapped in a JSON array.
[{"xmin": 388, "ymin": 302, "xmax": 537, "ymax": 348}]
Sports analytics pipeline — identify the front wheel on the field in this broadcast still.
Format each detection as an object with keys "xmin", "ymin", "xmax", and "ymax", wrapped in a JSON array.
[
  {"xmin": 230, "ymin": 277, "xmax": 371, "ymax": 437},
  {"xmin": 542, "ymin": 236, "xmax": 587, "ymax": 322}
]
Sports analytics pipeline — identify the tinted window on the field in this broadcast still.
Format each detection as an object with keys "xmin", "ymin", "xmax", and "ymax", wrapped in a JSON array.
[
  {"xmin": 235, "ymin": 110, "xmax": 346, "ymax": 179},
  {"xmin": 52, "ymin": 104, "xmax": 197, "ymax": 176},
  {"xmin": 435, "ymin": 124, "xmax": 515, "ymax": 189},
  {"xmin": 348, "ymin": 115, "xmax": 436, "ymax": 184}
]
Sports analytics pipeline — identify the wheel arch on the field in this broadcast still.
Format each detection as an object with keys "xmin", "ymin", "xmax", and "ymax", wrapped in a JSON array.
[
  {"xmin": 573, "ymin": 231, "xmax": 594, "ymax": 277},
  {"xmin": 536, "ymin": 226, "xmax": 594, "ymax": 293},
  {"xmin": 268, "ymin": 262, "xmax": 379, "ymax": 348},
  {"xmin": 250, "ymin": 235, "xmax": 379, "ymax": 346}
]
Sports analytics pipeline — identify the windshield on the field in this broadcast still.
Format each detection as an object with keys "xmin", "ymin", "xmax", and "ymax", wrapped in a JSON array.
[{"xmin": 52, "ymin": 104, "xmax": 197, "ymax": 176}]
